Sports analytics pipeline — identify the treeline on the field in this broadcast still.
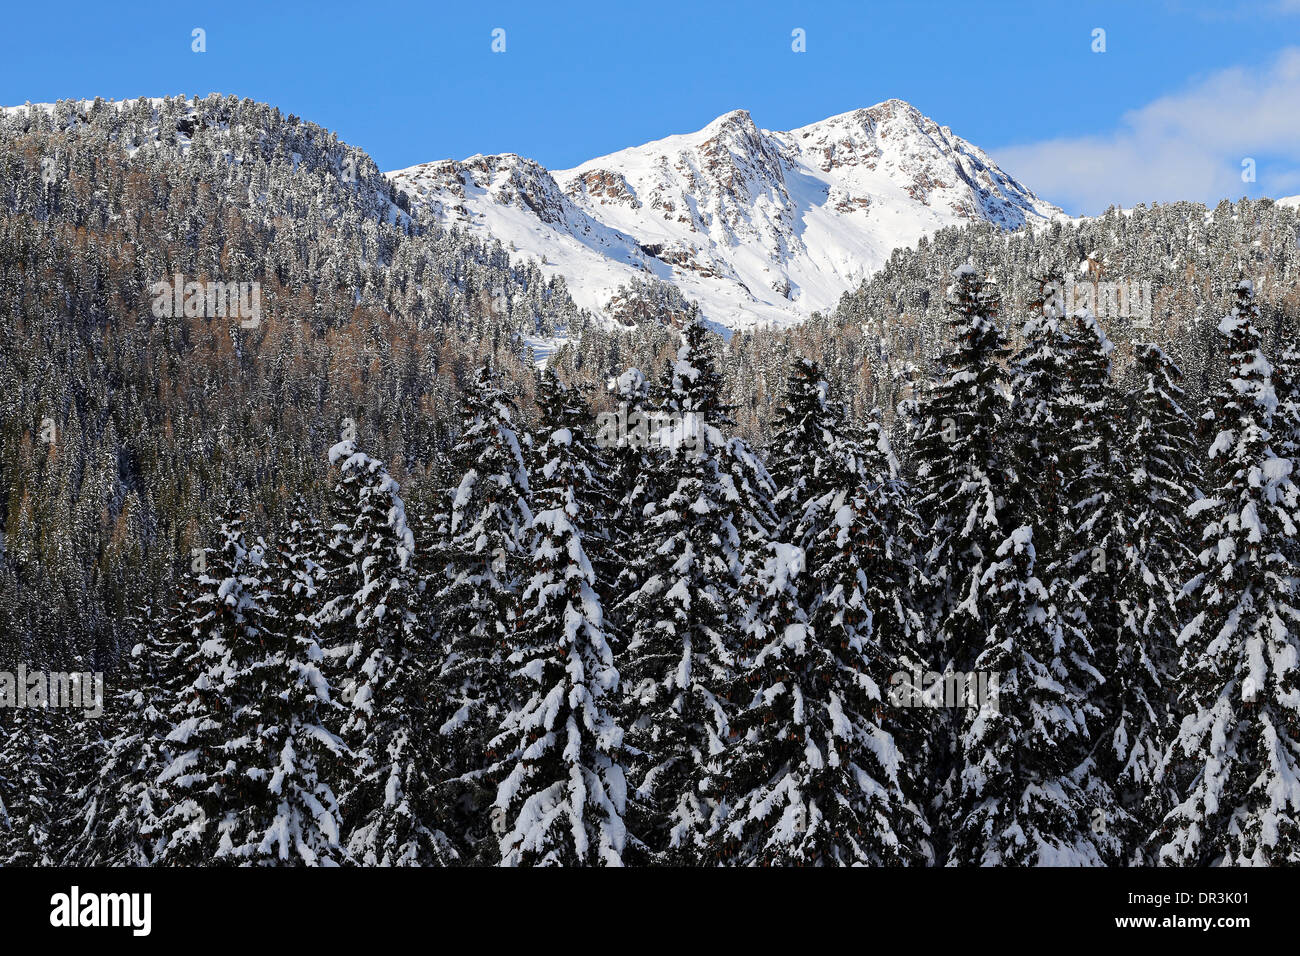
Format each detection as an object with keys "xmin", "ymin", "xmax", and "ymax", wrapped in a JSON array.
[
  {"xmin": 616, "ymin": 197, "xmax": 1300, "ymax": 447},
  {"xmin": 4, "ymin": 267, "xmax": 1298, "ymax": 866}
]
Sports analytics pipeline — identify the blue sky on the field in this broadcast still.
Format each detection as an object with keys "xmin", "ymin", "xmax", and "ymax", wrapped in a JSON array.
[{"xmin": 3, "ymin": 0, "xmax": 1299, "ymax": 213}]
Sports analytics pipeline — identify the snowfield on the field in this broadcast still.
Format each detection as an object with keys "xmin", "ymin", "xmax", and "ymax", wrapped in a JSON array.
[{"xmin": 387, "ymin": 99, "xmax": 1063, "ymax": 334}]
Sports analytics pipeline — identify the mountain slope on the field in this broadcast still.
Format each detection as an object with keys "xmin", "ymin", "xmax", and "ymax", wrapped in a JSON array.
[{"xmin": 388, "ymin": 99, "xmax": 1062, "ymax": 331}]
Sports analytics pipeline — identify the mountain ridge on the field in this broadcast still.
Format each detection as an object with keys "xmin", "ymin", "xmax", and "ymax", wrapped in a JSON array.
[{"xmin": 387, "ymin": 98, "xmax": 1064, "ymax": 332}]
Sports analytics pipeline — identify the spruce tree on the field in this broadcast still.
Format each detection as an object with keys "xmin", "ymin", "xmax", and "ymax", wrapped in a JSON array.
[
  {"xmin": 947, "ymin": 525, "xmax": 1110, "ymax": 865},
  {"xmin": 1273, "ymin": 339, "xmax": 1300, "ymax": 463},
  {"xmin": 490, "ymin": 386, "xmax": 627, "ymax": 866},
  {"xmin": 433, "ymin": 360, "xmax": 533, "ymax": 852},
  {"xmin": 155, "ymin": 503, "xmax": 272, "ymax": 865},
  {"xmin": 1005, "ymin": 277, "xmax": 1073, "ymax": 553},
  {"xmin": 913, "ymin": 265, "xmax": 1012, "ymax": 675},
  {"xmin": 717, "ymin": 534, "xmax": 930, "ymax": 865},
  {"xmin": 602, "ymin": 367, "xmax": 656, "ymax": 571},
  {"xmin": 1057, "ymin": 309, "xmax": 1126, "ymax": 711},
  {"xmin": 910, "ymin": 265, "xmax": 1011, "ymax": 854},
  {"xmin": 328, "ymin": 442, "xmax": 453, "ymax": 866},
  {"xmin": 730, "ymin": 357, "xmax": 931, "ymax": 864},
  {"xmin": 62, "ymin": 599, "xmax": 180, "ymax": 865},
  {"xmin": 1007, "ymin": 296, "xmax": 1123, "ymax": 860},
  {"xmin": 618, "ymin": 319, "xmax": 743, "ymax": 861},
  {"xmin": 0, "ymin": 704, "xmax": 62, "ymax": 865},
  {"xmin": 767, "ymin": 357, "xmax": 839, "ymax": 535},
  {"xmin": 1103, "ymin": 344, "xmax": 1197, "ymax": 861},
  {"xmin": 251, "ymin": 497, "xmax": 347, "ymax": 865},
  {"xmin": 1157, "ymin": 280, "xmax": 1300, "ymax": 865},
  {"xmin": 532, "ymin": 369, "xmax": 614, "ymax": 607}
]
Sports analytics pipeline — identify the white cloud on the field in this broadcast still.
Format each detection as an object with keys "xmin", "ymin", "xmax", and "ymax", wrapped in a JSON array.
[{"xmin": 993, "ymin": 47, "xmax": 1300, "ymax": 214}]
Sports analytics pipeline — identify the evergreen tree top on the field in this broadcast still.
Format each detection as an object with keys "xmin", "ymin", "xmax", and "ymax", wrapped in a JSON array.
[
  {"xmin": 609, "ymin": 367, "xmax": 649, "ymax": 403},
  {"xmin": 328, "ymin": 440, "xmax": 416, "ymax": 572}
]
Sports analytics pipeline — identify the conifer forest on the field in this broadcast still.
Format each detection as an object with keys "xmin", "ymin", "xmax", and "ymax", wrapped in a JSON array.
[{"xmin": 4, "ymin": 39, "xmax": 1300, "ymax": 880}]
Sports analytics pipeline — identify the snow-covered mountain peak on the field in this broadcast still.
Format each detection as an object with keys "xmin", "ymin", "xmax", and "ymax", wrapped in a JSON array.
[
  {"xmin": 701, "ymin": 107, "xmax": 760, "ymax": 136},
  {"xmin": 389, "ymin": 152, "xmax": 579, "ymax": 227},
  {"xmin": 387, "ymin": 99, "xmax": 1063, "ymax": 332}
]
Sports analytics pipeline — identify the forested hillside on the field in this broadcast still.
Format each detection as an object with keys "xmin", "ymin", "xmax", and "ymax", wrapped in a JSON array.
[
  {"xmin": 2, "ymin": 97, "xmax": 1299, "ymax": 867},
  {"xmin": 0, "ymin": 95, "xmax": 600, "ymax": 664},
  {"xmin": 556, "ymin": 199, "xmax": 1300, "ymax": 446}
]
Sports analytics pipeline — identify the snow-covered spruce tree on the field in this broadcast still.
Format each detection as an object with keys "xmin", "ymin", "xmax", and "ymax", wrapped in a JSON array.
[
  {"xmin": 1273, "ymin": 337, "xmax": 1300, "ymax": 475},
  {"xmin": 766, "ymin": 357, "xmax": 864, "ymax": 638},
  {"xmin": 830, "ymin": 407, "xmax": 936, "ymax": 847},
  {"xmin": 0, "ymin": 701, "xmax": 63, "ymax": 866},
  {"xmin": 712, "ymin": 541, "xmax": 809, "ymax": 863},
  {"xmin": 716, "ymin": 529, "xmax": 930, "ymax": 865},
  {"xmin": 1057, "ymin": 309, "xmax": 1126, "ymax": 700},
  {"xmin": 909, "ymin": 265, "xmax": 1012, "ymax": 853},
  {"xmin": 490, "ymin": 385, "xmax": 628, "ymax": 866},
  {"xmin": 602, "ymin": 366, "xmax": 656, "ymax": 553},
  {"xmin": 318, "ymin": 442, "xmax": 367, "ymax": 649},
  {"xmin": 1274, "ymin": 337, "xmax": 1300, "ymax": 575},
  {"xmin": 433, "ymin": 360, "xmax": 533, "ymax": 852},
  {"xmin": 53, "ymin": 662, "xmax": 114, "ymax": 865},
  {"xmin": 731, "ymin": 357, "xmax": 931, "ymax": 864},
  {"xmin": 1005, "ymin": 277, "xmax": 1074, "ymax": 553},
  {"xmin": 986, "ymin": 281, "xmax": 1138, "ymax": 859},
  {"xmin": 532, "ymin": 368, "xmax": 615, "ymax": 610},
  {"xmin": 55, "ymin": 728, "xmax": 109, "ymax": 866},
  {"xmin": 947, "ymin": 525, "xmax": 1110, "ymax": 866},
  {"xmin": 155, "ymin": 503, "xmax": 273, "ymax": 865},
  {"xmin": 599, "ymin": 366, "xmax": 664, "ymax": 651},
  {"xmin": 327, "ymin": 441, "xmax": 454, "ymax": 866},
  {"xmin": 913, "ymin": 265, "xmax": 1012, "ymax": 676},
  {"xmin": 61, "ymin": 599, "xmax": 181, "ymax": 866},
  {"xmin": 618, "ymin": 319, "xmax": 744, "ymax": 862},
  {"xmin": 1156, "ymin": 280, "xmax": 1300, "ymax": 866},
  {"xmin": 1003, "ymin": 292, "xmax": 1122, "ymax": 859},
  {"xmin": 767, "ymin": 357, "xmax": 837, "ymax": 534},
  {"xmin": 1100, "ymin": 344, "xmax": 1198, "ymax": 862},
  {"xmin": 724, "ymin": 433, "xmax": 778, "ymax": 557},
  {"xmin": 849, "ymin": 408, "xmax": 933, "ymax": 683},
  {"xmin": 249, "ymin": 497, "xmax": 347, "ymax": 865}
]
